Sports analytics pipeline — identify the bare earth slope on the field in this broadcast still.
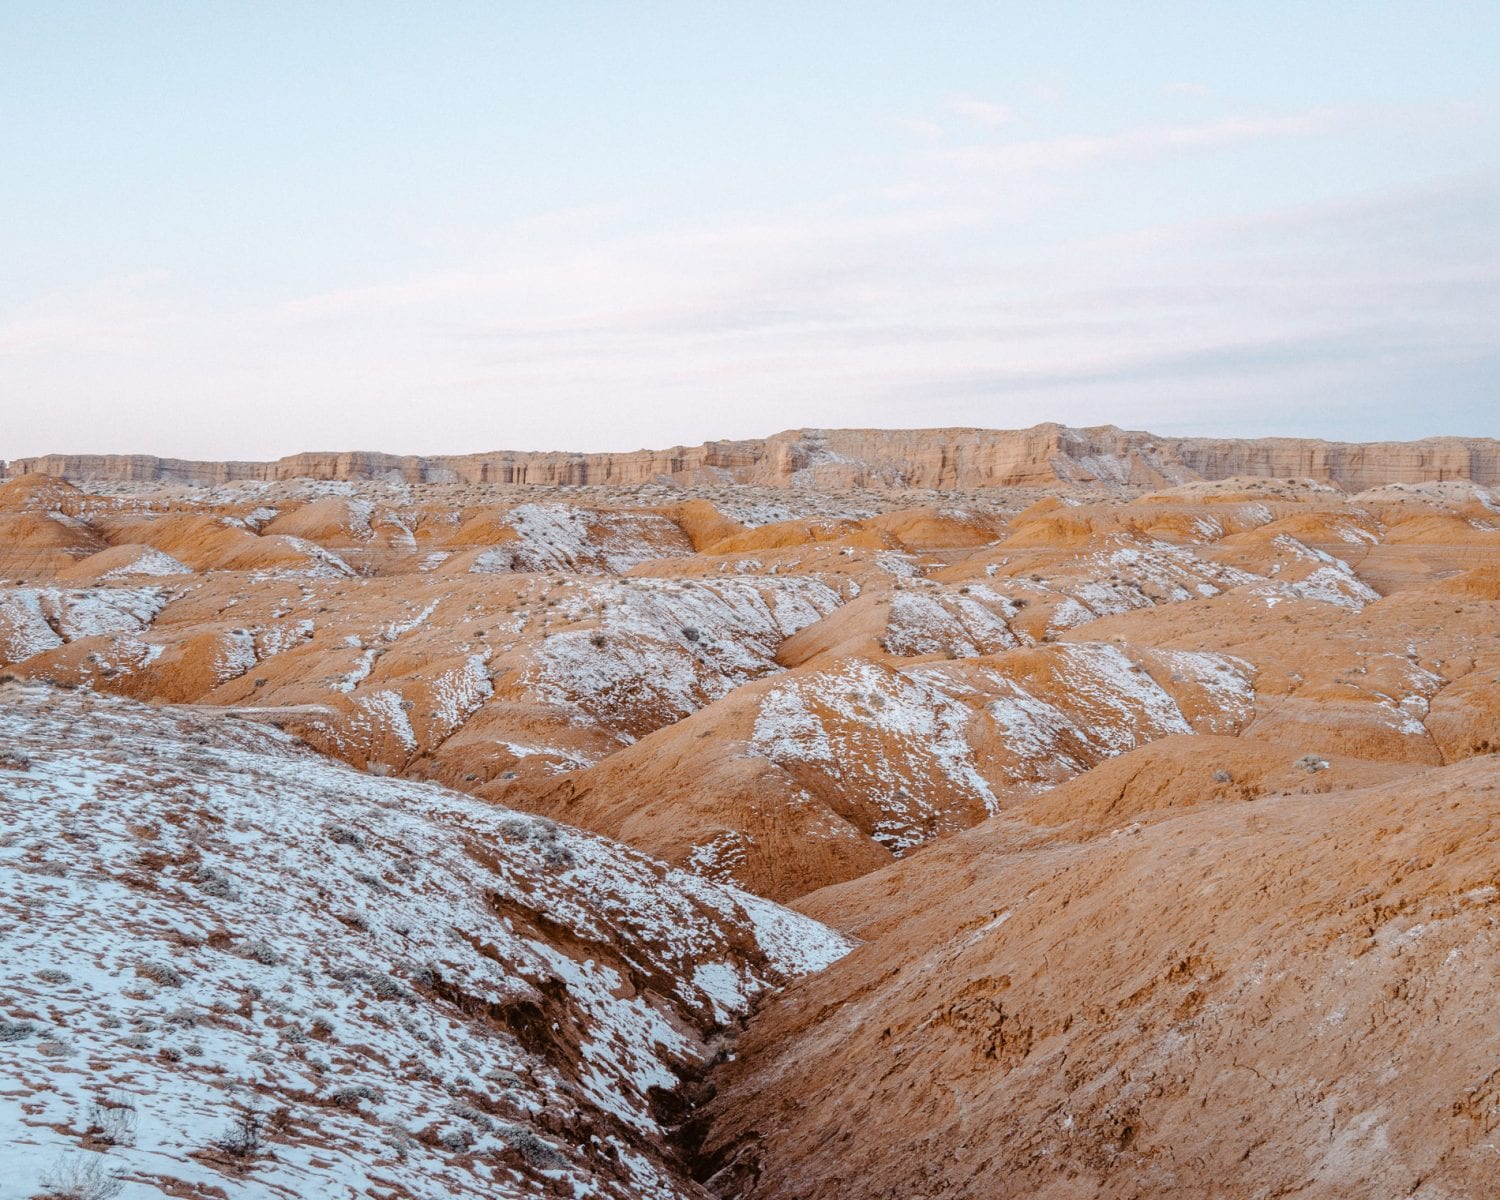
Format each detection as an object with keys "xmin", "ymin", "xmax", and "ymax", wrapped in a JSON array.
[
  {"xmin": 2, "ymin": 455, "xmax": 1498, "ymax": 1199},
  {"xmin": 8, "ymin": 423, "xmax": 1500, "ymax": 489},
  {"xmin": 696, "ymin": 751, "xmax": 1500, "ymax": 1199}
]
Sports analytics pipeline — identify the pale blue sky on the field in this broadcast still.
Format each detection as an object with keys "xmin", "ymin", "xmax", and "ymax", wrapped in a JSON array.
[{"xmin": 2, "ymin": 2, "xmax": 1497, "ymax": 458}]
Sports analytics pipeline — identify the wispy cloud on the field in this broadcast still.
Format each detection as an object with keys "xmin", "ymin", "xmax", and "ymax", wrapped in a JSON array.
[
  {"xmin": 935, "ymin": 108, "xmax": 1352, "ymax": 174},
  {"xmin": 894, "ymin": 116, "xmax": 944, "ymax": 140},
  {"xmin": 2, "ymin": 91, "xmax": 1494, "ymax": 457},
  {"xmin": 948, "ymin": 95, "xmax": 1014, "ymax": 127}
]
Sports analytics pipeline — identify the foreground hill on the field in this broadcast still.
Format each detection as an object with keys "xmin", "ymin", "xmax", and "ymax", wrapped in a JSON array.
[
  {"xmin": 0, "ymin": 682, "xmax": 849, "ymax": 1200},
  {"xmin": 8, "ymin": 423, "xmax": 1500, "ymax": 490},
  {"xmin": 696, "ymin": 746, "xmax": 1500, "ymax": 1199}
]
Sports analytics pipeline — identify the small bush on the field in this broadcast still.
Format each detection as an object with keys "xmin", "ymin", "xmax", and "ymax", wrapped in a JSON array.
[
  {"xmin": 214, "ymin": 1105, "xmax": 265, "ymax": 1160},
  {"xmin": 138, "ymin": 960, "xmax": 184, "ymax": 988},
  {"xmin": 37, "ymin": 1153, "xmax": 123, "ymax": 1200},
  {"xmin": 194, "ymin": 863, "xmax": 239, "ymax": 899},
  {"xmin": 501, "ymin": 1123, "xmax": 567, "ymax": 1168},
  {"xmin": 86, "ymin": 1092, "xmax": 138, "ymax": 1147},
  {"xmin": 239, "ymin": 938, "xmax": 282, "ymax": 966},
  {"xmin": 498, "ymin": 816, "xmax": 534, "ymax": 841},
  {"xmin": 448, "ymin": 1101, "xmax": 495, "ymax": 1132},
  {"xmin": 385, "ymin": 1123, "xmax": 418, "ymax": 1161},
  {"xmin": 330, "ymin": 1082, "xmax": 384, "ymax": 1108}
]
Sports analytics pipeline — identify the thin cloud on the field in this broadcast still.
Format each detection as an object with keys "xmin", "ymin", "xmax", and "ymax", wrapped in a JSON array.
[
  {"xmin": 894, "ymin": 116, "xmax": 945, "ymax": 140},
  {"xmin": 936, "ymin": 108, "xmax": 1352, "ymax": 174},
  {"xmin": 948, "ymin": 95, "xmax": 1014, "ymax": 127}
]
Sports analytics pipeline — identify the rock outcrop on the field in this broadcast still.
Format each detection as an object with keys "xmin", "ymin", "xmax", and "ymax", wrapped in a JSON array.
[{"xmin": 8, "ymin": 424, "xmax": 1500, "ymax": 490}]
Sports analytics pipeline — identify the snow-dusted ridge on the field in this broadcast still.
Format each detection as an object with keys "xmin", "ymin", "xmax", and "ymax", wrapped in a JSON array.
[{"xmin": 0, "ymin": 683, "xmax": 851, "ymax": 1200}]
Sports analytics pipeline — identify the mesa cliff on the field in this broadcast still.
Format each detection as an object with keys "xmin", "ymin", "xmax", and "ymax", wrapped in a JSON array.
[{"xmin": 7, "ymin": 423, "xmax": 1500, "ymax": 490}]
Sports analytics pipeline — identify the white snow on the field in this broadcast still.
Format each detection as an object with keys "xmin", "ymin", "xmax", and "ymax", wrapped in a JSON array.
[
  {"xmin": 881, "ymin": 588, "xmax": 1020, "ymax": 658},
  {"xmin": 750, "ymin": 659, "xmax": 997, "ymax": 852},
  {"xmin": 100, "ymin": 548, "xmax": 193, "ymax": 579},
  {"xmin": 0, "ymin": 684, "xmax": 852, "ymax": 1200},
  {"xmin": 0, "ymin": 586, "xmax": 171, "ymax": 665},
  {"xmin": 470, "ymin": 504, "xmax": 693, "ymax": 575},
  {"xmin": 518, "ymin": 577, "xmax": 842, "ymax": 733}
]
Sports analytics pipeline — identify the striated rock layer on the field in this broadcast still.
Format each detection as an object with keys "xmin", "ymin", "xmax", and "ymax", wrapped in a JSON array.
[{"xmin": 8, "ymin": 423, "xmax": 1500, "ymax": 490}]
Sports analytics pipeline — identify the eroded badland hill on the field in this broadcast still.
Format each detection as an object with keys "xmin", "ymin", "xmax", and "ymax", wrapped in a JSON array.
[{"xmin": 4, "ymin": 427, "xmax": 1499, "ymax": 1198}]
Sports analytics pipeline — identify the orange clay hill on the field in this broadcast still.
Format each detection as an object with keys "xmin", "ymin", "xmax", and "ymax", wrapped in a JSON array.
[{"xmin": 3, "ymin": 424, "xmax": 1499, "ymax": 1199}]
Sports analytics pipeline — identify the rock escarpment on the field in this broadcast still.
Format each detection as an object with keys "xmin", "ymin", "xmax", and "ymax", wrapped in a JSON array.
[{"xmin": 8, "ymin": 424, "xmax": 1500, "ymax": 490}]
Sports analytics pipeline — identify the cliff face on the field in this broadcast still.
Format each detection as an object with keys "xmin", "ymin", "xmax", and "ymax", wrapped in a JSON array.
[{"xmin": 7, "ymin": 424, "xmax": 1499, "ymax": 490}]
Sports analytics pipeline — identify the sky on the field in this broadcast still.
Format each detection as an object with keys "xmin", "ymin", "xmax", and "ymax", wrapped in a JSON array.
[{"xmin": 1, "ymin": 1, "xmax": 1497, "ymax": 460}]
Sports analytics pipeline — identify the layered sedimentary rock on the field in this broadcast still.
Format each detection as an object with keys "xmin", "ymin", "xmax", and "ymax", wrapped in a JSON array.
[{"xmin": 8, "ymin": 424, "xmax": 1500, "ymax": 490}]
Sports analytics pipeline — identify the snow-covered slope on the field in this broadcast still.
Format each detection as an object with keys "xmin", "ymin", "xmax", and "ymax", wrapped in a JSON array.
[{"xmin": 0, "ymin": 682, "xmax": 850, "ymax": 1200}]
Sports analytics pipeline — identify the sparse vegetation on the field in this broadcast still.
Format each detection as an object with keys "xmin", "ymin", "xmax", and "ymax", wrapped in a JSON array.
[
  {"xmin": 137, "ymin": 960, "xmax": 184, "ymax": 988},
  {"xmin": 193, "ymin": 862, "xmax": 239, "ymax": 899},
  {"xmin": 326, "ymin": 823, "xmax": 364, "ymax": 847},
  {"xmin": 213, "ymin": 1102, "xmax": 266, "ymax": 1160},
  {"xmin": 330, "ymin": 1082, "xmax": 383, "ymax": 1108},
  {"xmin": 37, "ymin": 1153, "xmax": 124, "ymax": 1200},
  {"xmin": 500, "ymin": 1122, "xmax": 567, "ymax": 1167},
  {"xmin": 239, "ymin": 937, "xmax": 282, "ymax": 965},
  {"xmin": 85, "ymin": 1091, "xmax": 138, "ymax": 1147}
]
